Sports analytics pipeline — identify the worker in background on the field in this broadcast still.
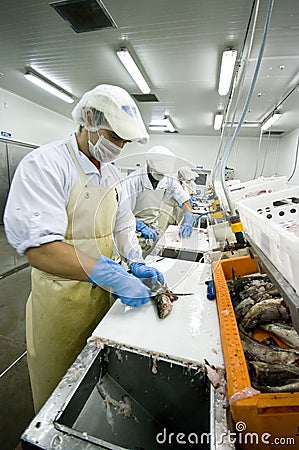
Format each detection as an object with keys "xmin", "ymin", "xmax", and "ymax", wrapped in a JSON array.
[
  {"xmin": 159, "ymin": 165, "xmax": 199, "ymax": 227},
  {"xmin": 123, "ymin": 146, "xmax": 195, "ymax": 255},
  {"xmin": 178, "ymin": 165, "xmax": 201, "ymax": 207},
  {"xmin": 3, "ymin": 84, "xmax": 164, "ymax": 413},
  {"xmin": 178, "ymin": 166, "xmax": 198, "ymax": 197}
]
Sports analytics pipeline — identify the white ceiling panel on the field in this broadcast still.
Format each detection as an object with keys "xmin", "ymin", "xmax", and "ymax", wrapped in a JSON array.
[{"xmin": 0, "ymin": 0, "xmax": 298, "ymax": 138}]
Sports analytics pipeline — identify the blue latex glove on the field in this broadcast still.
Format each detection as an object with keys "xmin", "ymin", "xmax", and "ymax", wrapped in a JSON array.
[
  {"xmin": 88, "ymin": 256, "xmax": 151, "ymax": 307},
  {"xmin": 190, "ymin": 196, "xmax": 198, "ymax": 207},
  {"xmin": 179, "ymin": 212, "xmax": 194, "ymax": 238},
  {"xmin": 130, "ymin": 262, "xmax": 164, "ymax": 286},
  {"xmin": 136, "ymin": 219, "xmax": 158, "ymax": 240}
]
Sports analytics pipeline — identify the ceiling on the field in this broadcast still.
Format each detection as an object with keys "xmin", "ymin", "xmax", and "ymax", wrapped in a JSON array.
[{"xmin": 0, "ymin": 0, "xmax": 298, "ymax": 138}]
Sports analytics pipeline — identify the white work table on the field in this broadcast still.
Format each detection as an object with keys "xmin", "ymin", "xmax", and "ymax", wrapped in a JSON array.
[
  {"xmin": 155, "ymin": 224, "xmax": 210, "ymax": 253},
  {"xmin": 92, "ymin": 259, "xmax": 224, "ymax": 369}
]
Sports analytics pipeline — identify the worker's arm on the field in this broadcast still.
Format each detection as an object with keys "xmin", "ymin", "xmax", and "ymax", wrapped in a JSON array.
[
  {"xmin": 26, "ymin": 241, "xmax": 96, "ymax": 281},
  {"xmin": 182, "ymin": 199, "xmax": 193, "ymax": 213},
  {"xmin": 179, "ymin": 200, "xmax": 195, "ymax": 238},
  {"xmin": 26, "ymin": 241, "xmax": 155, "ymax": 307}
]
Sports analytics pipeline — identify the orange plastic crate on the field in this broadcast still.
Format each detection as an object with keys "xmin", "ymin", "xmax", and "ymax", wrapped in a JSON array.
[{"xmin": 212, "ymin": 256, "xmax": 299, "ymax": 449}]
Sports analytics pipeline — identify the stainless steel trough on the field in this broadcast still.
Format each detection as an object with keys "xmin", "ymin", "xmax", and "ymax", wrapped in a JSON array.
[{"xmin": 21, "ymin": 339, "xmax": 224, "ymax": 450}]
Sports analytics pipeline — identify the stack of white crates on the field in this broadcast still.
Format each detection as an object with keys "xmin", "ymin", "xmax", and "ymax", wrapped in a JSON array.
[{"xmin": 237, "ymin": 186, "xmax": 299, "ymax": 294}]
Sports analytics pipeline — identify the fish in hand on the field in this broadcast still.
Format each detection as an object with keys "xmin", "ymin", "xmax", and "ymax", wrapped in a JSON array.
[{"xmin": 142, "ymin": 279, "xmax": 178, "ymax": 319}]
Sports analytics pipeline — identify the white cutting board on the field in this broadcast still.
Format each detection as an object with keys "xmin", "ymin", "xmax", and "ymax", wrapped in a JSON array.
[
  {"xmin": 156, "ymin": 225, "xmax": 209, "ymax": 253},
  {"xmin": 92, "ymin": 260, "xmax": 224, "ymax": 368}
]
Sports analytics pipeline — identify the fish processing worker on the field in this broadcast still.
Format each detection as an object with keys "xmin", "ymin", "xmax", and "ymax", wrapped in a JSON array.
[
  {"xmin": 163, "ymin": 165, "xmax": 199, "ymax": 227},
  {"xmin": 3, "ymin": 84, "xmax": 164, "ymax": 413},
  {"xmin": 123, "ymin": 146, "xmax": 195, "ymax": 255},
  {"xmin": 178, "ymin": 165, "xmax": 200, "ymax": 208},
  {"xmin": 178, "ymin": 166, "xmax": 198, "ymax": 196}
]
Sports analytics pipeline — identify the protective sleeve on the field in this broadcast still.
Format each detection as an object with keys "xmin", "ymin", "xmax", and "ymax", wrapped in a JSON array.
[
  {"xmin": 4, "ymin": 148, "xmax": 69, "ymax": 256},
  {"xmin": 163, "ymin": 177, "xmax": 190, "ymax": 205},
  {"xmin": 113, "ymin": 179, "xmax": 143, "ymax": 264},
  {"xmin": 121, "ymin": 174, "xmax": 139, "ymax": 212}
]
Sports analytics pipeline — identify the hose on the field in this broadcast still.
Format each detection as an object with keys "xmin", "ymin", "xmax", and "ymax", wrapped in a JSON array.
[
  {"xmin": 220, "ymin": 0, "xmax": 275, "ymax": 216},
  {"xmin": 288, "ymin": 136, "xmax": 299, "ymax": 182},
  {"xmin": 211, "ymin": 0, "xmax": 259, "ymax": 185}
]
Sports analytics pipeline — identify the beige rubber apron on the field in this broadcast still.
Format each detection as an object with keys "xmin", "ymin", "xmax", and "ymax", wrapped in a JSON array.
[
  {"xmin": 158, "ymin": 198, "xmax": 178, "ymax": 231},
  {"xmin": 133, "ymin": 187, "xmax": 166, "ymax": 256},
  {"xmin": 26, "ymin": 141, "xmax": 118, "ymax": 412}
]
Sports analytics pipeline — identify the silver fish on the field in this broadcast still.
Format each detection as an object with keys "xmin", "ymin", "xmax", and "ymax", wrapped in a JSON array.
[
  {"xmin": 252, "ymin": 380, "xmax": 299, "ymax": 393},
  {"xmin": 235, "ymin": 298, "xmax": 256, "ymax": 321},
  {"xmin": 239, "ymin": 327, "xmax": 299, "ymax": 365},
  {"xmin": 260, "ymin": 323, "xmax": 299, "ymax": 349},
  {"xmin": 142, "ymin": 279, "xmax": 178, "ymax": 319},
  {"xmin": 241, "ymin": 298, "xmax": 290, "ymax": 330},
  {"xmin": 248, "ymin": 360, "xmax": 299, "ymax": 386},
  {"xmin": 154, "ymin": 292, "xmax": 173, "ymax": 319}
]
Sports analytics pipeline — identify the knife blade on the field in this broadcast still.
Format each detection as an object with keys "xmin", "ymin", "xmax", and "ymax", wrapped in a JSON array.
[{"xmin": 142, "ymin": 278, "xmax": 168, "ymax": 297}]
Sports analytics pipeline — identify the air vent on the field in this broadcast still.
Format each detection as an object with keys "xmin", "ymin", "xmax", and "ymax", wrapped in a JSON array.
[
  {"xmin": 262, "ymin": 130, "xmax": 285, "ymax": 136},
  {"xmin": 50, "ymin": 0, "xmax": 117, "ymax": 33},
  {"xmin": 132, "ymin": 93, "xmax": 160, "ymax": 102}
]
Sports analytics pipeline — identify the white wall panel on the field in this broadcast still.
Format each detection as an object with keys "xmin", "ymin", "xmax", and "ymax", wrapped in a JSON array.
[
  {"xmin": 116, "ymin": 133, "xmax": 280, "ymax": 182},
  {"xmin": 275, "ymin": 128, "xmax": 299, "ymax": 186},
  {"xmin": 0, "ymin": 88, "xmax": 74, "ymax": 146}
]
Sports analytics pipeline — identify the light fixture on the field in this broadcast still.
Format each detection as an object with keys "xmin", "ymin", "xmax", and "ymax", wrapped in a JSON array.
[
  {"xmin": 214, "ymin": 112, "xmax": 223, "ymax": 130},
  {"xmin": 218, "ymin": 49, "xmax": 237, "ymax": 96},
  {"xmin": 227, "ymin": 121, "xmax": 260, "ymax": 128},
  {"xmin": 24, "ymin": 68, "xmax": 74, "ymax": 103},
  {"xmin": 261, "ymin": 112, "xmax": 282, "ymax": 131},
  {"xmin": 149, "ymin": 115, "xmax": 177, "ymax": 133},
  {"xmin": 116, "ymin": 48, "xmax": 151, "ymax": 94}
]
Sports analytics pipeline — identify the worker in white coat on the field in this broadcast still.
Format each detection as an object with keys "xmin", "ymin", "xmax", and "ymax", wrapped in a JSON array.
[
  {"xmin": 178, "ymin": 166, "xmax": 198, "ymax": 196},
  {"xmin": 124, "ymin": 146, "xmax": 195, "ymax": 255},
  {"xmin": 4, "ymin": 84, "xmax": 164, "ymax": 413},
  {"xmin": 160, "ymin": 165, "xmax": 199, "ymax": 227}
]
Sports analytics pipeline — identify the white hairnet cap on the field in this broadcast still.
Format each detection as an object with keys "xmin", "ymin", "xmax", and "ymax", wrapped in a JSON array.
[
  {"xmin": 146, "ymin": 145, "xmax": 176, "ymax": 174},
  {"xmin": 71, "ymin": 84, "xmax": 149, "ymax": 143},
  {"xmin": 178, "ymin": 166, "xmax": 197, "ymax": 181}
]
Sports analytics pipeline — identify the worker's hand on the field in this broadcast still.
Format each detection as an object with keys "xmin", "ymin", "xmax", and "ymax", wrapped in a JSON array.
[
  {"xmin": 88, "ymin": 256, "xmax": 151, "ymax": 307},
  {"xmin": 179, "ymin": 212, "xmax": 194, "ymax": 238},
  {"xmin": 130, "ymin": 262, "xmax": 164, "ymax": 285},
  {"xmin": 190, "ymin": 196, "xmax": 199, "ymax": 207},
  {"xmin": 136, "ymin": 219, "xmax": 158, "ymax": 240}
]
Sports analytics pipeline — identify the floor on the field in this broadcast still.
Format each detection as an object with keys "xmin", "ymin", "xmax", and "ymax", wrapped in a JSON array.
[{"xmin": 0, "ymin": 225, "xmax": 35, "ymax": 450}]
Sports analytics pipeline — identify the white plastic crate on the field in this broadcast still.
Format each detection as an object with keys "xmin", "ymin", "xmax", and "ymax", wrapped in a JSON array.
[
  {"xmin": 237, "ymin": 186, "xmax": 299, "ymax": 293},
  {"xmin": 229, "ymin": 176, "xmax": 288, "ymax": 205},
  {"xmin": 214, "ymin": 176, "xmax": 288, "ymax": 212}
]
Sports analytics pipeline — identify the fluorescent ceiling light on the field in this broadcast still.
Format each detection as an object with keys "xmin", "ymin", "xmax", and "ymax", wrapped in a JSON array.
[
  {"xmin": 116, "ymin": 48, "xmax": 151, "ymax": 94},
  {"xmin": 24, "ymin": 68, "xmax": 74, "ymax": 103},
  {"xmin": 214, "ymin": 113, "xmax": 223, "ymax": 130},
  {"xmin": 261, "ymin": 112, "xmax": 282, "ymax": 131},
  {"xmin": 218, "ymin": 49, "xmax": 237, "ymax": 96},
  {"xmin": 149, "ymin": 115, "xmax": 177, "ymax": 133}
]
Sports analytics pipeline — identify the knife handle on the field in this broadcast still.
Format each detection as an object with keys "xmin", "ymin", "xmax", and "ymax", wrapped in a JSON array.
[{"xmin": 205, "ymin": 279, "xmax": 216, "ymax": 300}]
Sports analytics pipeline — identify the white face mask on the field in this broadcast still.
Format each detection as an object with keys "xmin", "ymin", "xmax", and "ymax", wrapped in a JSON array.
[
  {"xmin": 150, "ymin": 168, "xmax": 164, "ymax": 181},
  {"xmin": 88, "ymin": 133, "xmax": 122, "ymax": 163}
]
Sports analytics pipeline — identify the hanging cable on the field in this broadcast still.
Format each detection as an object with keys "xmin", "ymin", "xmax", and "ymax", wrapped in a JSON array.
[
  {"xmin": 220, "ymin": 0, "xmax": 275, "ymax": 217},
  {"xmin": 259, "ymin": 129, "xmax": 272, "ymax": 176},
  {"xmin": 288, "ymin": 136, "xmax": 299, "ymax": 182},
  {"xmin": 211, "ymin": 0, "xmax": 259, "ymax": 185},
  {"xmin": 253, "ymin": 128, "xmax": 264, "ymax": 179}
]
